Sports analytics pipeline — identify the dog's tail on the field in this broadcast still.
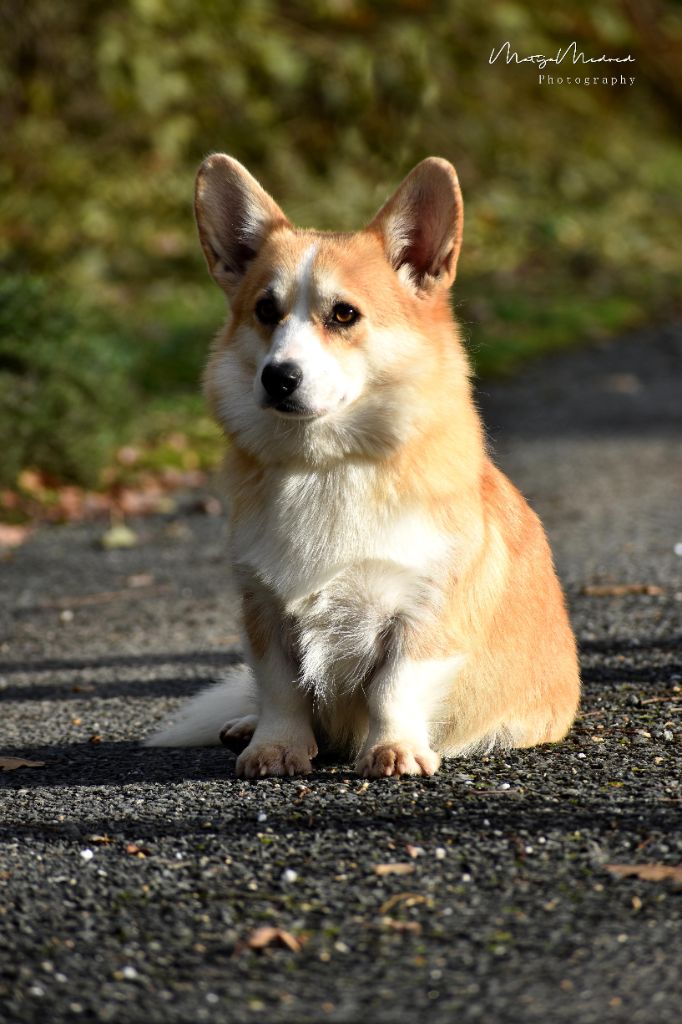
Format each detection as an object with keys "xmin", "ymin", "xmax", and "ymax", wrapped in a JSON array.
[{"xmin": 144, "ymin": 665, "xmax": 257, "ymax": 747}]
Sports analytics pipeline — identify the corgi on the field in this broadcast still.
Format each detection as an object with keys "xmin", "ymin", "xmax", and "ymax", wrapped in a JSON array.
[{"xmin": 146, "ymin": 154, "xmax": 580, "ymax": 778}]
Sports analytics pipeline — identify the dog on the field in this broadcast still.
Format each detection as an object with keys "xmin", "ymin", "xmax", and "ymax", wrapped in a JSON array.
[{"xmin": 146, "ymin": 154, "xmax": 580, "ymax": 778}]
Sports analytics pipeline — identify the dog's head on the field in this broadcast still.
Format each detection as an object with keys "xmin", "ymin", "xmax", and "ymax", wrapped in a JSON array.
[{"xmin": 197, "ymin": 155, "xmax": 466, "ymax": 463}]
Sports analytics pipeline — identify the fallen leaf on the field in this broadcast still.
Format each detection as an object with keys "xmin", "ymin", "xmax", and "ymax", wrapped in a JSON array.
[
  {"xmin": 606, "ymin": 863, "xmax": 682, "ymax": 883},
  {"xmin": 89, "ymin": 733, "xmax": 102, "ymax": 745},
  {"xmin": 125, "ymin": 843, "xmax": 150, "ymax": 858},
  {"xmin": 581, "ymin": 583, "xmax": 663, "ymax": 597},
  {"xmin": 99, "ymin": 524, "xmax": 138, "ymax": 550},
  {"xmin": 245, "ymin": 926, "xmax": 301, "ymax": 953},
  {"xmin": 126, "ymin": 573, "xmax": 154, "ymax": 588},
  {"xmin": 602, "ymin": 372, "xmax": 641, "ymax": 395},
  {"xmin": 374, "ymin": 863, "xmax": 415, "ymax": 876},
  {"xmin": 0, "ymin": 757, "xmax": 46, "ymax": 771},
  {"xmin": 0, "ymin": 525, "xmax": 30, "ymax": 548},
  {"xmin": 381, "ymin": 917, "xmax": 422, "ymax": 934},
  {"xmin": 379, "ymin": 892, "xmax": 427, "ymax": 915},
  {"xmin": 88, "ymin": 835, "xmax": 114, "ymax": 846}
]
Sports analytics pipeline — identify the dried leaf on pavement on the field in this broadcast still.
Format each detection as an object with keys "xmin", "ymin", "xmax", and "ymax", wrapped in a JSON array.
[
  {"xmin": 99, "ymin": 524, "xmax": 138, "ymax": 549},
  {"xmin": 0, "ymin": 525, "xmax": 30, "ymax": 548},
  {"xmin": 379, "ymin": 893, "xmax": 427, "ymax": 915},
  {"xmin": 381, "ymin": 917, "xmax": 422, "ymax": 934},
  {"xmin": 606, "ymin": 863, "xmax": 682, "ymax": 883},
  {"xmin": 582, "ymin": 583, "xmax": 663, "ymax": 597},
  {"xmin": 126, "ymin": 573, "xmax": 155, "ymax": 588},
  {"xmin": 245, "ymin": 926, "xmax": 302, "ymax": 953},
  {"xmin": 125, "ymin": 843, "xmax": 151, "ymax": 858},
  {"xmin": 374, "ymin": 862, "xmax": 415, "ymax": 876},
  {"xmin": 0, "ymin": 757, "xmax": 46, "ymax": 771}
]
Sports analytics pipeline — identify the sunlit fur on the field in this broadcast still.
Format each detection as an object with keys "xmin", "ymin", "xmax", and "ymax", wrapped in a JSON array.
[{"xmin": 146, "ymin": 155, "xmax": 580, "ymax": 778}]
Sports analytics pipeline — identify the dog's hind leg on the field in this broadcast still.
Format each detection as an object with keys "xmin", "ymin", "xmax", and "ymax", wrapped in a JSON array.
[{"xmin": 219, "ymin": 713, "xmax": 258, "ymax": 753}]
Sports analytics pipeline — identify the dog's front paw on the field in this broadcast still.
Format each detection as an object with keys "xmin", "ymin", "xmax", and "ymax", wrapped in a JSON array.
[
  {"xmin": 356, "ymin": 743, "xmax": 440, "ymax": 778},
  {"xmin": 236, "ymin": 741, "xmax": 317, "ymax": 779}
]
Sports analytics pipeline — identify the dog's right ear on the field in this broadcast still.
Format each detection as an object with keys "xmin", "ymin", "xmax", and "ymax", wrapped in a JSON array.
[{"xmin": 194, "ymin": 155, "xmax": 291, "ymax": 298}]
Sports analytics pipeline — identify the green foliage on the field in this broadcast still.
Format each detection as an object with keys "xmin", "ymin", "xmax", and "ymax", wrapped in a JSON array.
[
  {"xmin": 1, "ymin": 0, "xmax": 679, "ymax": 302},
  {"xmin": 0, "ymin": 275, "xmax": 135, "ymax": 487},
  {"xmin": 0, "ymin": 0, "xmax": 680, "ymax": 487}
]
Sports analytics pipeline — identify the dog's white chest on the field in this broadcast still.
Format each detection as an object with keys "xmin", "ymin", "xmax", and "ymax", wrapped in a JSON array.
[
  {"xmin": 232, "ymin": 462, "xmax": 449, "ymax": 603},
  {"xmin": 231, "ymin": 462, "xmax": 450, "ymax": 692}
]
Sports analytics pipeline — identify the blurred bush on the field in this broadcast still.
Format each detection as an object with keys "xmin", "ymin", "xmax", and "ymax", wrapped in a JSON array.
[
  {"xmin": 0, "ymin": 0, "xmax": 680, "ymax": 490},
  {"xmin": 0, "ymin": 275, "xmax": 134, "ymax": 487}
]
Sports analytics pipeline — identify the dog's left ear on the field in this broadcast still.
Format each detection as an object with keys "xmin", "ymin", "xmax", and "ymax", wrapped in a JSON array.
[{"xmin": 367, "ymin": 157, "xmax": 463, "ymax": 293}]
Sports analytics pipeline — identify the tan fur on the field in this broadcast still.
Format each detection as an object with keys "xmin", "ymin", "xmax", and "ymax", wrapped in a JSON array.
[{"xmin": 147, "ymin": 154, "xmax": 579, "ymax": 777}]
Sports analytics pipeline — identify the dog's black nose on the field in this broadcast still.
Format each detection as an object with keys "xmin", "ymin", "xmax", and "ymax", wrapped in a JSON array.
[{"xmin": 261, "ymin": 361, "xmax": 303, "ymax": 400}]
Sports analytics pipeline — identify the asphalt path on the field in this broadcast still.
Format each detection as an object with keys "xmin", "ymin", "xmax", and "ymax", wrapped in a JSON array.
[{"xmin": 1, "ymin": 322, "xmax": 681, "ymax": 1023}]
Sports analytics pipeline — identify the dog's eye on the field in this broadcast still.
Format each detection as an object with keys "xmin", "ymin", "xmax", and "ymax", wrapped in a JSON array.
[
  {"xmin": 255, "ymin": 297, "xmax": 280, "ymax": 326},
  {"xmin": 331, "ymin": 303, "xmax": 359, "ymax": 327}
]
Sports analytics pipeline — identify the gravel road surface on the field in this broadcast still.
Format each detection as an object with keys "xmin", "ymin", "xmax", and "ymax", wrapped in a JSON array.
[{"xmin": 1, "ymin": 322, "xmax": 681, "ymax": 1023}]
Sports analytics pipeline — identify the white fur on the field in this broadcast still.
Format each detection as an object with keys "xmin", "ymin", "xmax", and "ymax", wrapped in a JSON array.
[
  {"xmin": 367, "ymin": 655, "xmax": 466, "ymax": 743},
  {"xmin": 145, "ymin": 666, "xmax": 255, "ymax": 747},
  {"xmin": 228, "ymin": 457, "xmax": 457, "ymax": 719},
  {"xmin": 231, "ymin": 459, "xmax": 452, "ymax": 603},
  {"xmin": 252, "ymin": 244, "xmax": 366, "ymax": 419}
]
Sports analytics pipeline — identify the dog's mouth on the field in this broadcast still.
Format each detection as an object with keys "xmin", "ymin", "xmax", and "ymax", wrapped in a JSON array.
[{"xmin": 265, "ymin": 396, "xmax": 322, "ymax": 420}]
